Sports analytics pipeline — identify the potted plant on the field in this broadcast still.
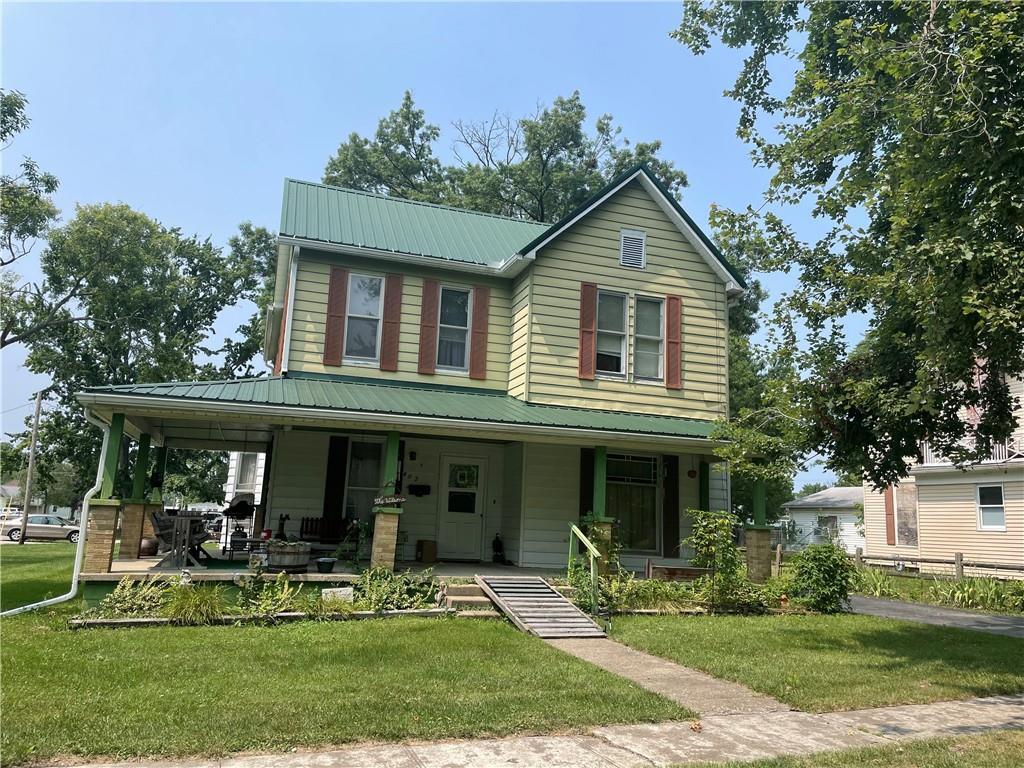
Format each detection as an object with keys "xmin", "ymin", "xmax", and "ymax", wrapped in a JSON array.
[
  {"xmin": 266, "ymin": 540, "xmax": 311, "ymax": 572},
  {"xmin": 316, "ymin": 556, "xmax": 337, "ymax": 574}
]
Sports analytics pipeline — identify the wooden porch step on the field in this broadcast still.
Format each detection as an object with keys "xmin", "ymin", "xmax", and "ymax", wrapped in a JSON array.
[
  {"xmin": 446, "ymin": 594, "xmax": 494, "ymax": 610},
  {"xmin": 445, "ymin": 583, "xmax": 486, "ymax": 597},
  {"xmin": 475, "ymin": 576, "xmax": 605, "ymax": 639}
]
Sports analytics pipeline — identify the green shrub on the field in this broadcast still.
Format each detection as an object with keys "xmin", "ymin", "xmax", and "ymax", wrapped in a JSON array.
[
  {"xmin": 354, "ymin": 567, "xmax": 439, "ymax": 611},
  {"xmin": 856, "ymin": 568, "xmax": 899, "ymax": 599},
  {"xmin": 928, "ymin": 576, "xmax": 1024, "ymax": 612},
  {"xmin": 790, "ymin": 543, "xmax": 856, "ymax": 613},
  {"xmin": 163, "ymin": 583, "xmax": 227, "ymax": 625},
  {"xmin": 96, "ymin": 576, "xmax": 172, "ymax": 617},
  {"xmin": 236, "ymin": 571, "xmax": 305, "ymax": 621}
]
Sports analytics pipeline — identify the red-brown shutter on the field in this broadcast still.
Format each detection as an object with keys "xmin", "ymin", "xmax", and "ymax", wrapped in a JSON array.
[
  {"xmin": 469, "ymin": 285, "xmax": 490, "ymax": 380},
  {"xmin": 418, "ymin": 278, "xmax": 440, "ymax": 375},
  {"xmin": 665, "ymin": 294, "xmax": 682, "ymax": 390},
  {"xmin": 578, "ymin": 282, "xmax": 597, "ymax": 380},
  {"xmin": 323, "ymin": 267, "xmax": 348, "ymax": 367},
  {"xmin": 884, "ymin": 486, "xmax": 896, "ymax": 545},
  {"xmin": 380, "ymin": 273, "xmax": 403, "ymax": 372}
]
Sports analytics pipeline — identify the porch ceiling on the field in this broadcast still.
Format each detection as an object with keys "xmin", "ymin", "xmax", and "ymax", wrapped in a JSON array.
[{"xmin": 77, "ymin": 373, "xmax": 725, "ymax": 453}]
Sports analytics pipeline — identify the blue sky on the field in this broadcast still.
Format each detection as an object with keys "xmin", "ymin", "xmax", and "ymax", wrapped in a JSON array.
[{"xmin": 1, "ymin": 2, "xmax": 847, "ymax": 487}]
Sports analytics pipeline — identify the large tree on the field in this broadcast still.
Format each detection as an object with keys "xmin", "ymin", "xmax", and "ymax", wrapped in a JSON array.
[
  {"xmin": 324, "ymin": 91, "xmax": 688, "ymax": 222},
  {"xmin": 675, "ymin": 1, "xmax": 1024, "ymax": 488},
  {"xmin": 24, "ymin": 204, "xmax": 255, "ymax": 498}
]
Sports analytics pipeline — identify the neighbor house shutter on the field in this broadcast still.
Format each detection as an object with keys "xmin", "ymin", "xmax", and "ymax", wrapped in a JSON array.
[
  {"xmin": 578, "ymin": 282, "xmax": 598, "ymax": 380},
  {"xmin": 323, "ymin": 267, "xmax": 349, "ymax": 367},
  {"xmin": 884, "ymin": 486, "xmax": 896, "ymax": 545},
  {"xmin": 418, "ymin": 278, "xmax": 440, "ymax": 375},
  {"xmin": 469, "ymin": 285, "xmax": 490, "ymax": 380},
  {"xmin": 665, "ymin": 294, "xmax": 682, "ymax": 390},
  {"xmin": 380, "ymin": 273, "xmax": 403, "ymax": 372}
]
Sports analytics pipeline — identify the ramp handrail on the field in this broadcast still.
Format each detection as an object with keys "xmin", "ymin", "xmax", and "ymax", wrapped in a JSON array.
[{"xmin": 568, "ymin": 524, "xmax": 602, "ymax": 612}]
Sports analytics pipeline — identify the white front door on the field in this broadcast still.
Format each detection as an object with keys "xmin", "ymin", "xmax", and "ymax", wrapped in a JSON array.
[{"xmin": 438, "ymin": 458, "xmax": 485, "ymax": 560}]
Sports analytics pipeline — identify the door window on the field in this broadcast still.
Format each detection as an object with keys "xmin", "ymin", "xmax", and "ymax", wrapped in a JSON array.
[
  {"xmin": 607, "ymin": 454, "xmax": 659, "ymax": 552},
  {"xmin": 447, "ymin": 463, "xmax": 479, "ymax": 513},
  {"xmin": 344, "ymin": 440, "xmax": 383, "ymax": 524}
]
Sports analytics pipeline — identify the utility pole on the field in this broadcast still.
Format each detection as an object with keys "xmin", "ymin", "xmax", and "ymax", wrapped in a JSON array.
[{"xmin": 17, "ymin": 389, "xmax": 45, "ymax": 546}]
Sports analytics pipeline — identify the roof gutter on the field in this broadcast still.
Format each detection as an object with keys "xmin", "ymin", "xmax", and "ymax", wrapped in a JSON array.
[{"xmin": 75, "ymin": 391, "xmax": 722, "ymax": 449}]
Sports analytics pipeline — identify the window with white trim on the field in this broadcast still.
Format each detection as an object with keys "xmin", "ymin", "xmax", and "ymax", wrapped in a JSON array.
[
  {"xmin": 634, "ymin": 296, "xmax": 664, "ymax": 380},
  {"xmin": 596, "ymin": 291, "xmax": 627, "ymax": 375},
  {"xmin": 437, "ymin": 286, "xmax": 471, "ymax": 371},
  {"xmin": 344, "ymin": 274, "xmax": 384, "ymax": 362},
  {"xmin": 977, "ymin": 485, "xmax": 1005, "ymax": 530},
  {"xmin": 236, "ymin": 453, "xmax": 258, "ymax": 492},
  {"xmin": 619, "ymin": 228, "xmax": 646, "ymax": 269}
]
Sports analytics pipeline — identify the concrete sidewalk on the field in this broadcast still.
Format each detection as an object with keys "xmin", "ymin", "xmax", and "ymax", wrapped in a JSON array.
[
  {"xmin": 850, "ymin": 595, "xmax": 1024, "ymax": 638},
  {"xmin": 63, "ymin": 694, "xmax": 1024, "ymax": 768}
]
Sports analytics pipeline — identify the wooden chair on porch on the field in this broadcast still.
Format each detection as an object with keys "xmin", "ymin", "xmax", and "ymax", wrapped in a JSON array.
[{"xmin": 151, "ymin": 510, "xmax": 213, "ymax": 568}]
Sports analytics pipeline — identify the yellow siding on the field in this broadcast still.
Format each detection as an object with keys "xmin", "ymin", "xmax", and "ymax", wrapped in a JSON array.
[
  {"xmin": 520, "ymin": 442, "xmax": 579, "ymax": 568},
  {"xmin": 287, "ymin": 252, "xmax": 510, "ymax": 390},
  {"xmin": 508, "ymin": 271, "xmax": 532, "ymax": 400},
  {"xmin": 525, "ymin": 181, "xmax": 729, "ymax": 419},
  {"xmin": 862, "ymin": 479, "xmax": 919, "ymax": 559}
]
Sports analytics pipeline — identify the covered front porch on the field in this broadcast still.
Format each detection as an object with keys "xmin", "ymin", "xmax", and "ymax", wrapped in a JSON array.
[{"xmin": 74, "ymin": 375, "xmax": 754, "ymax": 584}]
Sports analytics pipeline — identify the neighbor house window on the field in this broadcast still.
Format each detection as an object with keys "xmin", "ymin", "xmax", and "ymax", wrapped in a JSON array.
[
  {"xmin": 607, "ymin": 454, "xmax": 659, "ymax": 552},
  {"xmin": 596, "ymin": 291, "xmax": 627, "ymax": 375},
  {"xmin": 344, "ymin": 274, "xmax": 384, "ymax": 361},
  {"xmin": 437, "ymin": 287, "xmax": 471, "ymax": 370},
  {"xmin": 894, "ymin": 483, "xmax": 918, "ymax": 546},
  {"xmin": 634, "ymin": 297, "xmax": 664, "ymax": 380},
  {"xmin": 236, "ymin": 453, "xmax": 258, "ymax": 492},
  {"xmin": 977, "ymin": 485, "xmax": 1005, "ymax": 530}
]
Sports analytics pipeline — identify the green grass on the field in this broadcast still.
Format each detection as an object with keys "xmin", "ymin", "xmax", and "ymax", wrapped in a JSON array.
[
  {"xmin": 0, "ymin": 614, "xmax": 688, "ymax": 766},
  {"xmin": 611, "ymin": 614, "xmax": 1024, "ymax": 712},
  {"xmin": 0, "ymin": 542, "xmax": 76, "ymax": 611},
  {"xmin": 691, "ymin": 730, "xmax": 1024, "ymax": 767}
]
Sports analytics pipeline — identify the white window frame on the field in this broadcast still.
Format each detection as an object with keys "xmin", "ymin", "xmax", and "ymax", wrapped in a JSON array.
[
  {"xmin": 595, "ymin": 289, "xmax": 628, "ymax": 378},
  {"xmin": 619, "ymin": 228, "xmax": 647, "ymax": 269},
  {"xmin": 633, "ymin": 295, "xmax": 664, "ymax": 382},
  {"xmin": 976, "ymin": 483, "xmax": 1006, "ymax": 532},
  {"xmin": 343, "ymin": 273, "xmax": 385, "ymax": 365},
  {"xmin": 235, "ymin": 453, "xmax": 259, "ymax": 493},
  {"xmin": 436, "ymin": 285, "xmax": 472, "ymax": 373}
]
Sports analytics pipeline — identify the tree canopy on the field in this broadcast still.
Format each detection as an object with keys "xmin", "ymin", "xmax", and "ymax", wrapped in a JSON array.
[
  {"xmin": 323, "ymin": 91, "xmax": 688, "ymax": 222},
  {"xmin": 676, "ymin": 0, "xmax": 1024, "ymax": 488}
]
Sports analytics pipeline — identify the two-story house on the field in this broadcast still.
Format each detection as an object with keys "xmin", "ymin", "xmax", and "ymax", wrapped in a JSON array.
[
  {"xmin": 76, "ymin": 165, "xmax": 746, "ymax": 574},
  {"xmin": 862, "ymin": 378, "xmax": 1024, "ymax": 578}
]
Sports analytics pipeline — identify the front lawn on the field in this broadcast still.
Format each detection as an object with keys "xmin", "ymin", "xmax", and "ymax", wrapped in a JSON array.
[
  {"xmin": 0, "ymin": 542, "xmax": 76, "ymax": 611},
  {"xmin": 0, "ymin": 614, "xmax": 688, "ymax": 766},
  {"xmin": 694, "ymin": 730, "xmax": 1024, "ymax": 767},
  {"xmin": 611, "ymin": 614, "xmax": 1024, "ymax": 712}
]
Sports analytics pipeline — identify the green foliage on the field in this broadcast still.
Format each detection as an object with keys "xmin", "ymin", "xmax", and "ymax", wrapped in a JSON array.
[
  {"xmin": 602, "ymin": 572, "xmax": 697, "ymax": 614},
  {"xmin": 162, "ymin": 451, "xmax": 228, "ymax": 507},
  {"xmin": 163, "ymin": 582, "xmax": 227, "ymax": 626},
  {"xmin": 676, "ymin": 1, "xmax": 1024, "ymax": 488},
  {"xmin": 95, "ymin": 577, "xmax": 172, "ymax": 618},
  {"xmin": 791, "ymin": 544, "xmax": 856, "ymax": 613},
  {"xmin": 855, "ymin": 568, "xmax": 899, "ymax": 600},
  {"xmin": 691, "ymin": 574, "xmax": 770, "ymax": 614},
  {"xmin": 323, "ymin": 90, "xmax": 687, "ymax": 224},
  {"xmin": 687, "ymin": 508, "xmax": 741, "ymax": 575},
  {"xmin": 353, "ymin": 567, "xmax": 439, "ymax": 611},
  {"xmin": 928, "ymin": 577, "xmax": 1024, "ymax": 614},
  {"xmin": 235, "ymin": 571, "xmax": 304, "ymax": 621}
]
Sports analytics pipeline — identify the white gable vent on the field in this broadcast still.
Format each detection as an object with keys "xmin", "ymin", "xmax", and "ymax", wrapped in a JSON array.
[{"xmin": 619, "ymin": 228, "xmax": 646, "ymax": 269}]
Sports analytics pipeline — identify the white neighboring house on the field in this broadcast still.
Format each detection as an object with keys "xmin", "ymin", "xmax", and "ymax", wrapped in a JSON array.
[
  {"xmin": 224, "ymin": 452, "xmax": 265, "ymax": 506},
  {"xmin": 781, "ymin": 486, "xmax": 865, "ymax": 555}
]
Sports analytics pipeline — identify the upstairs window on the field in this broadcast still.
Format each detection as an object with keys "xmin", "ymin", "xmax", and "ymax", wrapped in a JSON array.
[
  {"xmin": 619, "ymin": 228, "xmax": 646, "ymax": 269},
  {"xmin": 437, "ymin": 287, "xmax": 471, "ymax": 371},
  {"xmin": 977, "ymin": 485, "xmax": 1005, "ymax": 530},
  {"xmin": 344, "ymin": 274, "xmax": 384, "ymax": 362},
  {"xmin": 634, "ymin": 297, "xmax": 664, "ymax": 380},
  {"xmin": 596, "ymin": 291, "xmax": 626, "ymax": 375}
]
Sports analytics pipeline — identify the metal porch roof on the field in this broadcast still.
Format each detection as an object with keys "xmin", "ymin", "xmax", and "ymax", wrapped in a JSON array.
[{"xmin": 79, "ymin": 373, "xmax": 718, "ymax": 441}]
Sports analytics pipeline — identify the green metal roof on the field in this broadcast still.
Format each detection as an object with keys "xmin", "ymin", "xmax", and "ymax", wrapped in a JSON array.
[
  {"xmin": 280, "ymin": 179, "xmax": 548, "ymax": 266},
  {"xmin": 80, "ymin": 373, "xmax": 717, "ymax": 441}
]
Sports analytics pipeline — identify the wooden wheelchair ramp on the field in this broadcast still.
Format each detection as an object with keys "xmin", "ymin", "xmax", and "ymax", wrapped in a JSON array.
[{"xmin": 475, "ymin": 575, "xmax": 605, "ymax": 639}]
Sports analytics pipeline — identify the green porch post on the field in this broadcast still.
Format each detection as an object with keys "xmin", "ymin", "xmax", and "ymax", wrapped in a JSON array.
[
  {"xmin": 98, "ymin": 413, "xmax": 125, "ymax": 499},
  {"xmin": 130, "ymin": 433, "xmax": 151, "ymax": 501},
  {"xmin": 592, "ymin": 446, "xmax": 608, "ymax": 520},
  {"xmin": 149, "ymin": 446, "xmax": 168, "ymax": 503},
  {"xmin": 382, "ymin": 431, "xmax": 401, "ymax": 494},
  {"xmin": 698, "ymin": 460, "xmax": 711, "ymax": 510}
]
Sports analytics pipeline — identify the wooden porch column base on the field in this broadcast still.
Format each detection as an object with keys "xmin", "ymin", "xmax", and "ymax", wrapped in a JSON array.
[
  {"xmin": 370, "ymin": 511, "xmax": 401, "ymax": 571},
  {"xmin": 745, "ymin": 527, "xmax": 772, "ymax": 584},
  {"xmin": 118, "ymin": 503, "xmax": 146, "ymax": 559}
]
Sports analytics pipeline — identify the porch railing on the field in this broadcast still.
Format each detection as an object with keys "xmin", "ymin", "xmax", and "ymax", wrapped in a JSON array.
[
  {"xmin": 568, "ymin": 524, "xmax": 602, "ymax": 612},
  {"xmin": 919, "ymin": 436, "xmax": 1024, "ymax": 466}
]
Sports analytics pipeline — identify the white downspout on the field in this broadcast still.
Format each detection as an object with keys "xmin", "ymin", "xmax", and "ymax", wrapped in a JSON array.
[{"xmin": 0, "ymin": 410, "xmax": 110, "ymax": 617}]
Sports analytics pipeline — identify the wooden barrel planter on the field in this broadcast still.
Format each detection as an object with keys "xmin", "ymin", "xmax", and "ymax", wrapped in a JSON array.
[{"xmin": 266, "ymin": 541, "xmax": 312, "ymax": 573}]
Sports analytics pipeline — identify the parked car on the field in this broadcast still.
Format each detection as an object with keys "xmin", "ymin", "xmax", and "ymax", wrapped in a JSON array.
[{"xmin": 2, "ymin": 515, "xmax": 80, "ymax": 543}]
